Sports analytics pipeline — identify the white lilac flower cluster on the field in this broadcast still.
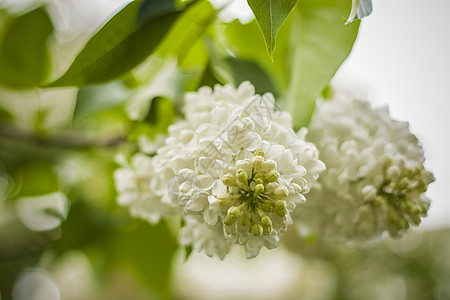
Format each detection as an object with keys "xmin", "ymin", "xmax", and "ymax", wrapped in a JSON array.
[
  {"xmin": 114, "ymin": 82, "xmax": 325, "ymax": 258},
  {"xmin": 293, "ymin": 93, "xmax": 434, "ymax": 244}
]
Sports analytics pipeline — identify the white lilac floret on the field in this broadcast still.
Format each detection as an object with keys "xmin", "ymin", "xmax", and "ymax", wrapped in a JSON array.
[
  {"xmin": 115, "ymin": 82, "xmax": 325, "ymax": 259},
  {"xmin": 168, "ymin": 82, "xmax": 325, "ymax": 258}
]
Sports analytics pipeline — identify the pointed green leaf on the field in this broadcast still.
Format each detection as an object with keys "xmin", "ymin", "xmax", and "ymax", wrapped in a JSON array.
[
  {"xmin": 223, "ymin": 18, "xmax": 291, "ymax": 92},
  {"xmin": 0, "ymin": 7, "xmax": 53, "ymax": 89},
  {"xmin": 49, "ymin": 1, "xmax": 182, "ymax": 87},
  {"xmin": 247, "ymin": 0, "xmax": 297, "ymax": 59}
]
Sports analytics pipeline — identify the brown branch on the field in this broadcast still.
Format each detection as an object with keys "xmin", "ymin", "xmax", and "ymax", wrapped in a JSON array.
[{"xmin": 0, "ymin": 124, "xmax": 126, "ymax": 149}]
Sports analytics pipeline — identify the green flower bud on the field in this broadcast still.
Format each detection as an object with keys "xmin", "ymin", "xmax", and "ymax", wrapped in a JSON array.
[
  {"xmin": 228, "ymin": 206, "xmax": 241, "ymax": 218},
  {"xmin": 399, "ymin": 177, "xmax": 409, "ymax": 190},
  {"xmin": 275, "ymin": 200, "xmax": 287, "ymax": 216},
  {"xmin": 236, "ymin": 169, "xmax": 248, "ymax": 185},
  {"xmin": 381, "ymin": 155, "xmax": 392, "ymax": 168},
  {"xmin": 387, "ymin": 166, "xmax": 400, "ymax": 180},
  {"xmin": 373, "ymin": 196, "xmax": 384, "ymax": 207},
  {"xmin": 255, "ymin": 178, "xmax": 264, "ymax": 185},
  {"xmin": 224, "ymin": 214, "xmax": 237, "ymax": 226},
  {"xmin": 259, "ymin": 203, "xmax": 273, "ymax": 212},
  {"xmin": 250, "ymin": 224, "xmax": 263, "ymax": 237},
  {"xmin": 254, "ymin": 149, "xmax": 265, "ymax": 157},
  {"xmin": 266, "ymin": 170, "xmax": 279, "ymax": 183},
  {"xmin": 410, "ymin": 214, "xmax": 422, "ymax": 225},
  {"xmin": 263, "ymin": 225, "xmax": 272, "ymax": 235},
  {"xmin": 222, "ymin": 174, "xmax": 236, "ymax": 187},
  {"xmin": 254, "ymin": 184, "xmax": 265, "ymax": 195},
  {"xmin": 217, "ymin": 193, "xmax": 232, "ymax": 206},
  {"xmin": 261, "ymin": 216, "xmax": 272, "ymax": 227}
]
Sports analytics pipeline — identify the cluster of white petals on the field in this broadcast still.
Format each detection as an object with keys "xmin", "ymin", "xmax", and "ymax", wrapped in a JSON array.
[
  {"xmin": 293, "ymin": 93, "xmax": 434, "ymax": 244},
  {"xmin": 115, "ymin": 82, "xmax": 325, "ymax": 258},
  {"xmin": 114, "ymin": 154, "xmax": 176, "ymax": 224}
]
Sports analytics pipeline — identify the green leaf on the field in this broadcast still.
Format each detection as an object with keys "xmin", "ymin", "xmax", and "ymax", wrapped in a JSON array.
[
  {"xmin": 129, "ymin": 96, "xmax": 176, "ymax": 140},
  {"xmin": 156, "ymin": 1, "xmax": 217, "ymax": 62},
  {"xmin": 226, "ymin": 57, "xmax": 279, "ymax": 96},
  {"xmin": 346, "ymin": 0, "xmax": 372, "ymax": 24},
  {"xmin": 49, "ymin": 1, "xmax": 182, "ymax": 87},
  {"xmin": 109, "ymin": 220, "xmax": 178, "ymax": 299},
  {"xmin": 137, "ymin": 0, "xmax": 178, "ymax": 24},
  {"xmin": 198, "ymin": 60, "xmax": 222, "ymax": 88},
  {"xmin": 0, "ymin": 7, "xmax": 53, "ymax": 89},
  {"xmin": 74, "ymin": 81, "xmax": 131, "ymax": 121},
  {"xmin": 0, "ymin": 106, "xmax": 13, "ymax": 122},
  {"xmin": 224, "ymin": 18, "xmax": 292, "ymax": 92},
  {"xmin": 247, "ymin": 0, "xmax": 297, "ymax": 60},
  {"xmin": 11, "ymin": 161, "xmax": 59, "ymax": 197},
  {"xmin": 287, "ymin": 0, "xmax": 360, "ymax": 129}
]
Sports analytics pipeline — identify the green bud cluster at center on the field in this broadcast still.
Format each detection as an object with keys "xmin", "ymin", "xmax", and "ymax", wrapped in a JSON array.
[
  {"xmin": 218, "ymin": 150, "xmax": 289, "ymax": 237},
  {"xmin": 362, "ymin": 156, "xmax": 433, "ymax": 236}
]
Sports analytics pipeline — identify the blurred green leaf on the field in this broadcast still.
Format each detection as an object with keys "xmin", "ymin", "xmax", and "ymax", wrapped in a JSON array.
[
  {"xmin": 144, "ymin": 96, "xmax": 175, "ymax": 127},
  {"xmin": 0, "ymin": 9, "xmax": 9, "ymax": 34},
  {"xmin": 53, "ymin": 201, "xmax": 114, "ymax": 253},
  {"xmin": 247, "ymin": 0, "xmax": 297, "ymax": 60},
  {"xmin": 0, "ymin": 7, "xmax": 53, "ymax": 89},
  {"xmin": 12, "ymin": 161, "xmax": 59, "ymax": 197},
  {"xmin": 198, "ymin": 60, "xmax": 222, "ymax": 88},
  {"xmin": 55, "ymin": 203, "xmax": 179, "ymax": 299},
  {"xmin": 109, "ymin": 220, "xmax": 178, "ymax": 299},
  {"xmin": 226, "ymin": 57, "xmax": 279, "ymax": 96},
  {"xmin": 287, "ymin": 0, "xmax": 360, "ymax": 129},
  {"xmin": 0, "ymin": 249, "xmax": 44, "ymax": 300},
  {"xmin": 129, "ymin": 96, "xmax": 175, "ymax": 140},
  {"xmin": 156, "ymin": 1, "xmax": 217, "ymax": 62},
  {"xmin": 184, "ymin": 245, "xmax": 193, "ymax": 261},
  {"xmin": 178, "ymin": 38, "xmax": 210, "ymax": 91},
  {"xmin": 137, "ymin": 0, "xmax": 178, "ymax": 24},
  {"xmin": 0, "ymin": 106, "xmax": 13, "ymax": 121},
  {"xmin": 74, "ymin": 81, "xmax": 131, "ymax": 121},
  {"xmin": 49, "ymin": 1, "xmax": 182, "ymax": 87}
]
